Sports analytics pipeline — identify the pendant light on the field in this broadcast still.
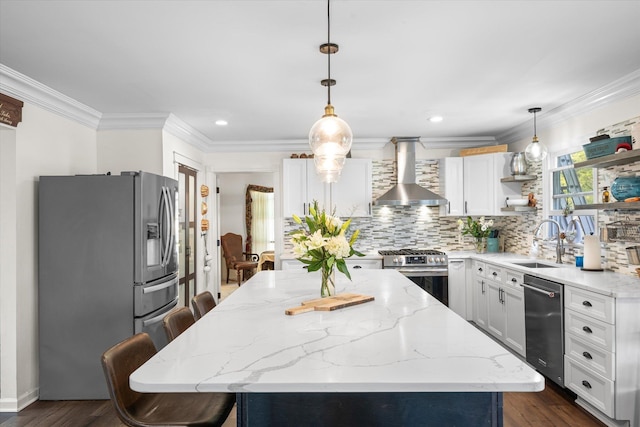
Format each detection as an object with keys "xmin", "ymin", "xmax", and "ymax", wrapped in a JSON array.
[
  {"xmin": 309, "ymin": 0, "xmax": 353, "ymax": 183},
  {"xmin": 524, "ymin": 107, "xmax": 548, "ymax": 162}
]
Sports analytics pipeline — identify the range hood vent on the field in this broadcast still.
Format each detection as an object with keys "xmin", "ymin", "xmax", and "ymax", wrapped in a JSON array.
[{"xmin": 374, "ymin": 137, "xmax": 447, "ymax": 206}]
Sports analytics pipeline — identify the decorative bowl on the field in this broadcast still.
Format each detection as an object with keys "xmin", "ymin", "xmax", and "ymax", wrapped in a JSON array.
[{"xmin": 506, "ymin": 198, "xmax": 529, "ymax": 207}]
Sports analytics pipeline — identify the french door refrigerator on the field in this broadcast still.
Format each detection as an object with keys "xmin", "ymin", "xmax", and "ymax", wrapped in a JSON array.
[{"xmin": 38, "ymin": 171, "xmax": 179, "ymax": 399}]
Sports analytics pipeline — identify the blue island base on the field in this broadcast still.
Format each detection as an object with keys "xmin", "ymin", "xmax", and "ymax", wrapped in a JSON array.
[{"xmin": 238, "ymin": 391, "xmax": 503, "ymax": 426}]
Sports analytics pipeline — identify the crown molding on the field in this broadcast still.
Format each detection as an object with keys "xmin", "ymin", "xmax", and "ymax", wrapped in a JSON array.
[
  {"xmin": 0, "ymin": 64, "xmax": 102, "ymax": 129},
  {"xmin": 497, "ymin": 68, "xmax": 640, "ymax": 145},
  {"xmin": 3, "ymin": 62, "xmax": 638, "ymax": 152}
]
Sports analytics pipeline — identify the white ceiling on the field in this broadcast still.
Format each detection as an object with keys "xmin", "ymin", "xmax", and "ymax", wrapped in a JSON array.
[{"xmin": 1, "ymin": 0, "xmax": 639, "ymax": 151}]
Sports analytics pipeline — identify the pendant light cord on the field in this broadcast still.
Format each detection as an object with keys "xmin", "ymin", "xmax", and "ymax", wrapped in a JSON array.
[
  {"xmin": 533, "ymin": 110, "xmax": 537, "ymax": 138},
  {"xmin": 326, "ymin": 0, "xmax": 331, "ymax": 106}
]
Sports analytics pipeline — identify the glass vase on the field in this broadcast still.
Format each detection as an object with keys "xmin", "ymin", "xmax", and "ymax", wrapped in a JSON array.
[
  {"xmin": 474, "ymin": 237, "xmax": 488, "ymax": 254},
  {"xmin": 320, "ymin": 263, "xmax": 336, "ymax": 298}
]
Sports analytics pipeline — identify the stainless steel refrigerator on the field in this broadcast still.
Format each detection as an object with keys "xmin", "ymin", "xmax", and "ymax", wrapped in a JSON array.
[{"xmin": 38, "ymin": 171, "xmax": 179, "ymax": 400}]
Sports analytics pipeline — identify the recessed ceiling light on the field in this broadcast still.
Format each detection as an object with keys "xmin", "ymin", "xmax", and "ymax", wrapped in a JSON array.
[
  {"xmin": 429, "ymin": 116, "xmax": 443, "ymax": 123},
  {"xmin": 215, "ymin": 119, "xmax": 228, "ymax": 126}
]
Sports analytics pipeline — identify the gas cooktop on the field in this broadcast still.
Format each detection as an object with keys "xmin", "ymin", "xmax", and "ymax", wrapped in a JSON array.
[{"xmin": 378, "ymin": 249, "xmax": 446, "ymax": 256}]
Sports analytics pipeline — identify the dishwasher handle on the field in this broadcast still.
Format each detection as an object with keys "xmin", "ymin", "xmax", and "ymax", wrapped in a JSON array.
[{"xmin": 521, "ymin": 282, "xmax": 556, "ymax": 298}]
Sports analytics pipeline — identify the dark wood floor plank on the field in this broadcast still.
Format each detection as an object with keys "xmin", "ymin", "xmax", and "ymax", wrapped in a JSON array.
[{"xmin": 1, "ymin": 380, "xmax": 606, "ymax": 427}]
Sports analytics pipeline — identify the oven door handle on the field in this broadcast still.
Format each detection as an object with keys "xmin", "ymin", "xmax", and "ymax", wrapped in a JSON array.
[{"xmin": 395, "ymin": 268, "xmax": 449, "ymax": 277}]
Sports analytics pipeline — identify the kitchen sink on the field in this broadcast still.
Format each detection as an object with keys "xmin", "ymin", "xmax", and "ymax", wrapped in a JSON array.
[{"xmin": 510, "ymin": 261, "xmax": 558, "ymax": 268}]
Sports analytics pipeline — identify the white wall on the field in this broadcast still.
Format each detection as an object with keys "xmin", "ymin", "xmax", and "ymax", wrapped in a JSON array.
[
  {"xmin": 97, "ymin": 129, "xmax": 163, "ymax": 175},
  {"xmin": 0, "ymin": 103, "xmax": 97, "ymax": 411}
]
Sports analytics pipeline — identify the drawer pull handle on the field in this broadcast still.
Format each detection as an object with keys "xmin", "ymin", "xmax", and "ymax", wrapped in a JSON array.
[
  {"xmin": 353, "ymin": 265, "xmax": 362, "ymax": 269},
  {"xmin": 582, "ymin": 351, "xmax": 593, "ymax": 360},
  {"xmin": 478, "ymin": 268, "xmax": 483, "ymax": 272},
  {"xmin": 582, "ymin": 326, "xmax": 593, "ymax": 334},
  {"xmin": 581, "ymin": 380, "xmax": 592, "ymax": 389},
  {"xmin": 582, "ymin": 301, "xmax": 592, "ymax": 307},
  {"xmin": 511, "ymin": 278, "xmax": 517, "ymax": 283},
  {"xmin": 492, "ymin": 272, "xmax": 497, "ymax": 276}
]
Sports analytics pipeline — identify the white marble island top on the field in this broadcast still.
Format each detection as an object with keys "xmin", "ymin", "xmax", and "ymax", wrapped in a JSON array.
[{"xmin": 131, "ymin": 269, "xmax": 543, "ymax": 394}]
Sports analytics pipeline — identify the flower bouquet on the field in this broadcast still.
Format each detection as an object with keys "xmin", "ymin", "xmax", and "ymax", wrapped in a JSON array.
[
  {"xmin": 457, "ymin": 216, "xmax": 494, "ymax": 253},
  {"xmin": 291, "ymin": 201, "xmax": 364, "ymax": 297}
]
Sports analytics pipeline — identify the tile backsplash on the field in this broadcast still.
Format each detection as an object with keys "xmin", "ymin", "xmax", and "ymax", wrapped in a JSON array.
[{"xmin": 284, "ymin": 118, "xmax": 640, "ymax": 278}]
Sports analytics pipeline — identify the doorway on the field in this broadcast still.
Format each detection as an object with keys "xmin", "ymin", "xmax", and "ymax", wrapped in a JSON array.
[
  {"xmin": 178, "ymin": 164, "xmax": 197, "ymax": 307},
  {"xmin": 217, "ymin": 172, "xmax": 275, "ymax": 296}
]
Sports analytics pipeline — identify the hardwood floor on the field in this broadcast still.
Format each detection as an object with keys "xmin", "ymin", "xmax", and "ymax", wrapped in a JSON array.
[{"xmin": 0, "ymin": 379, "xmax": 604, "ymax": 427}]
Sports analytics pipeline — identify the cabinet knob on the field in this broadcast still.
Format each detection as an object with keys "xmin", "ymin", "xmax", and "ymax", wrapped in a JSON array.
[
  {"xmin": 582, "ymin": 301, "xmax": 593, "ymax": 307},
  {"xmin": 582, "ymin": 351, "xmax": 593, "ymax": 360},
  {"xmin": 582, "ymin": 326, "xmax": 593, "ymax": 334},
  {"xmin": 581, "ymin": 380, "xmax": 592, "ymax": 389},
  {"xmin": 492, "ymin": 272, "xmax": 497, "ymax": 277},
  {"xmin": 511, "ymin": 278, "xmax": 517, "ymax": 283},
  {"xmin": 478, "ymin": 267, "xmax": 483, "ymax": 272}
]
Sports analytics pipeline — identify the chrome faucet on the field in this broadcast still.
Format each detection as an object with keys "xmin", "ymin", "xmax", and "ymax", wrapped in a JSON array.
[{"xmin": 533, "ymin": 219, "xmax": 565, "ymax": 264}]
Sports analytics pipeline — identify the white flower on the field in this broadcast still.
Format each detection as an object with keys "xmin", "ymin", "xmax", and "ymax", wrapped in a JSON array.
[
  {"xmin": 325, "ymin": 234, "xmax": 351, "ymax": 259},
  {"xmin": 307, "ymin": 230, "xmax": 326, "ymax": 250}
]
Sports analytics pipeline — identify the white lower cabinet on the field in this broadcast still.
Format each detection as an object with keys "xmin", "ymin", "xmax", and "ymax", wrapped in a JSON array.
[
  {"xmin": 484, "ymin": 266, "xmax": 525, "ymax": 357},
  {"xmin": 447, "ymin": 258, "xmax": 467, "ymax": 318},
  {"xmin": 563, "ymin": 285, "xmax": 640, "ymax": 426},
  {"xmin": 472, "ymin": 260, "xmax": 488, "ymax": 330}
]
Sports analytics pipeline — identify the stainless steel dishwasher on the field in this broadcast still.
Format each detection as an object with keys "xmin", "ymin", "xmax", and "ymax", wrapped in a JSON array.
[{"xmin": 523, "ymin": 274, "xmax": 564, "ymax": 387}]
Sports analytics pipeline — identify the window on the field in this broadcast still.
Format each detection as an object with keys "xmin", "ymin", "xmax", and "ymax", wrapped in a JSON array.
[{"xmin": 548, "ymin": 147, "xmax": 596, "ymax": 243}]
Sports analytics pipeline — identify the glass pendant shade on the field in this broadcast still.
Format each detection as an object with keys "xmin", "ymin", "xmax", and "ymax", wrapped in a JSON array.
[
  {"xmin": 524, "ymin": 136, "xmax": 548, "ymax": 162},
  {"xmin": 309, "ymin": 105, "xmax": 353, "ymax": 158},
  {"xmin": 314, "ymin": 154, "xmax": 346, "ymax": 183}
]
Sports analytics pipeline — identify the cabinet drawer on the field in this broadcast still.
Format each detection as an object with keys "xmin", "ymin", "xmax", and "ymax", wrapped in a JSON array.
[
  {"xmin": 565, "ymin": 333, "xmax": 614, "ymax": 380},
  {"xmin": 565, "ymin": 309, "xmax": 615, "ymax": 351},
  {"xmin": 565, "ymin": 286, "xmax": 614, "ymax": 324},
  {"xmin": 472, "ymin": 260, "xmax": 486, "ymax": 277},
  {"xmin": 486, "ymin": 264, "xmax": 503, "ymax": 283},
  {"xmin": 564, "ymin": 357, "xmax": 614, "ymax": 417},
  {"xmin": 346, "ymin": 259, "xmax": 382, "ymax": 269},
  {"xmin": 505, "ymin": 269, "xmax": 524, "ymax": 289}
]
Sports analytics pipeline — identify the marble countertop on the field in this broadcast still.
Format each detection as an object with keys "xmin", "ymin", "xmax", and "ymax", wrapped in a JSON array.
[
  {"xmin": 448, "ymin": 252, "xmax": 640, "ymax": 298},
  {"xmin": 131, "ymin": 269, "xmax": 543, "ymax": 394}
]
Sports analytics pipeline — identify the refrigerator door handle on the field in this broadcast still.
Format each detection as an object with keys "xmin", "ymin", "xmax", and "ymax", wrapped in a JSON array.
[
  {"xmin": 143, "ymin": 275, "xmax": 179, "ymax": 294},
  {"xmin": 165, "ymin": 185, "xmax": 176, "ymax": 267},
  {"xmin": 142, "ymin": 299, "xmax": 178, "ymax": 327},
  {"xmin": 160, "ymin": 186, "xmax": 172, "ymax": 267}
]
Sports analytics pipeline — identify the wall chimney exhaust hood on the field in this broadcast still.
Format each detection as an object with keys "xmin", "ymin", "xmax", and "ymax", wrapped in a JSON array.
[{"xmin": 374, "ymin": 137, "xmax": 447, "ymax": 206}]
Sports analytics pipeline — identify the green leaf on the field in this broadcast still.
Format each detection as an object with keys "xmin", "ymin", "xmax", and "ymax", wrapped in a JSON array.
[{"xmin": 336, "ymin": 260, "xmax": 351, "ymax": 280}]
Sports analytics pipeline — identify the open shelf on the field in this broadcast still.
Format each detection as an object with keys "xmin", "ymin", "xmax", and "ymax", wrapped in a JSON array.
[
  {"xmin": 501, "ymin": 206, "xmax": 537, "ymax": 213},
  {"xmin": 500, "ymin": 175, "xmax": 536, "ymax": 183},
  {"xmin": 574, "ymin": 201, "xmax": 640, "ymax": 211},
  {"xmin": 574, "ymin": 150, "xmax": 640, "ymax": 169}
]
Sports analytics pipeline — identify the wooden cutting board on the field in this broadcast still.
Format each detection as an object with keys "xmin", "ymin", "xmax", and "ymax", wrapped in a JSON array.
[{"xmin": 285, "ymin": 293, "xmax": 375, "ymax": 315}]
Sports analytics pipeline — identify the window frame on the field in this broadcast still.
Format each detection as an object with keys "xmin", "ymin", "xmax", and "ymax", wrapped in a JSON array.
[{"xmin": 544, "ymin": 145, "xmax": 598, "ymax": 242}]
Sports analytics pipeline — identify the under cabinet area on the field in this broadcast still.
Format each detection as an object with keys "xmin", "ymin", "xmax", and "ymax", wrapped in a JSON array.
[
  {"xmin": 471, "ymin": 260, "xmax": 525, "ymax": 357},
  {"xmin": 439, "ymin": 153, "xmax": 522, "ymax": 217},
  {"xmin": 281, "ymin": 258, "xmax": 382, "ymax": 270},
  {"xmin": 282, "ymin": 158, "xmax": 372, "ymax": 218}
]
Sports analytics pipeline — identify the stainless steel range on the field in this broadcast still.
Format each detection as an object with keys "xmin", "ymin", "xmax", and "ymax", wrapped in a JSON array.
[{"xmin": 379, "ymin": 249, "xmax": 449, "ymax": 306}]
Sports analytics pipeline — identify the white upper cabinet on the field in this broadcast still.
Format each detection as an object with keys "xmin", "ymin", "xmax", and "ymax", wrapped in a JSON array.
[
  {"xmin": 283, "ymin": 158, "xmax": 372, "ymax": 218},
  {"xmin": 331, "ymin": 159, "xmax": 372, "ymax": 217},
  {"xmin": 282, "ymin": 159, "xmax": 326, "ymax": 217},
  {"xmin": 440, "ymin": 153, "xmax": 520, "ymax": 216},
  {"xmin": 439, "ymin": 157, "xmax": 464, "ymax": 216}
]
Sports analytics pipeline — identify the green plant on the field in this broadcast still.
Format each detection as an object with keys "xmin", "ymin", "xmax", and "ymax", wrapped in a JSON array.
[{"xmin": 457, "ymin": 216, "xmax": 494, "ymax": 239}]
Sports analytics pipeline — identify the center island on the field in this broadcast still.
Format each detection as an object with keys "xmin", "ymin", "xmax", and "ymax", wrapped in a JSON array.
[{"xmin": 131, "ymin": 269, "xmax": 544, "ymax": 426}]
